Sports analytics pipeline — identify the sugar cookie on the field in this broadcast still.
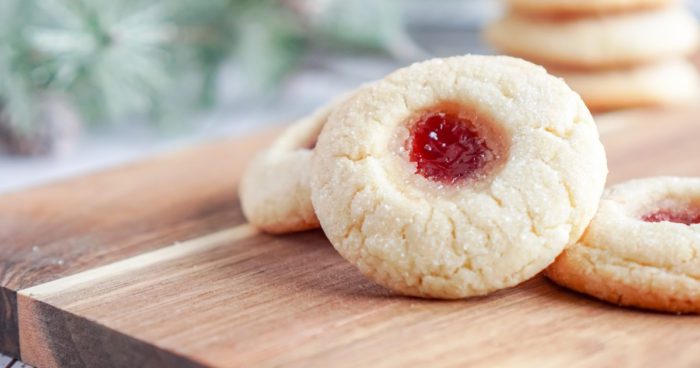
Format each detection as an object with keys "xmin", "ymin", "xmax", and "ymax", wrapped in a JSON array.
[
  {"xmin": 550, "ymin": 59, "xmax": 700, "ymax": 111},
  {"xmin": 486, "ymin": 8, "xmax": 700, "ymax": 69},
  {"xmin": 547, "ymin": 177, "xmax": 700, "ymax": 313},
  {"xmin": 310, "ymin": 55, "xmax": 608, "ymax": 299},
  {"xmin": 508, "ymin": 0, "xmax": 679, "ymax": 17},
  {"xmin": 239, "ymin": 95, "xmax": 347, "ymax": 233}
]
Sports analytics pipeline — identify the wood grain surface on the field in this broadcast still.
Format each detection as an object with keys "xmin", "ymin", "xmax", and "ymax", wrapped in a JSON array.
[
  {"xmin": 3, "ymin": 106, "xmax": 700, "ymax": 367},
  {"xmin": 0, "ymin": 130, "xmax": 278, "ymax": 358}
]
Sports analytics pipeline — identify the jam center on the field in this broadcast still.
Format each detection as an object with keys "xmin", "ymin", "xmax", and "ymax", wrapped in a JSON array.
[
  {"xmin": 642, "ymin": 207, "xmax": 700, "ymax": 225},
  {"xmin": 408, "ymin": 111, "xmax": 496, "ymax": 184},
  {"xmin": 307, "ymin": 139, "xmax": 317, "ymax": 150}
]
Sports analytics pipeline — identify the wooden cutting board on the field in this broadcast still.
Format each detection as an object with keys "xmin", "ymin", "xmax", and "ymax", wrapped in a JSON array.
[{"xmin": 2, "ymin": 106, "xmax": 700, "ymax": 368}]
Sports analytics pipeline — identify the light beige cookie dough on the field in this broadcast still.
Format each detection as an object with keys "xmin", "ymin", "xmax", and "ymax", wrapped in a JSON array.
[
  {"xmin": 239, "ymin": 95, "xmax": 346, "ymax": 234},
  {"xmin": 508, "ymin": 0, "xmax": 679, "ymax": 17},
  {"xmin": 550, "ymin": 59, "xmax": 700, "ymax": 111},
  {"xmin": 547, "ymin": 177, "xmax": 700, "ymax": 313},
  {"xmin": 310, "ymin": 55, "xmax": 608, "ymax": 299},
  {"xmin": 486, "ymin": 8, "xmax": 700, "ymax": 69}
]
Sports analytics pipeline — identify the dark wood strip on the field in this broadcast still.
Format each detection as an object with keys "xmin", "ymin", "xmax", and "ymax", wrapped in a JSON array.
[
  {"xmin": 18, "ymin": 299, "xmax": 202, "ymax": 368},
  {"xmin": 0, "ymin": 288, "xmax": 18, "ymax": 358}
]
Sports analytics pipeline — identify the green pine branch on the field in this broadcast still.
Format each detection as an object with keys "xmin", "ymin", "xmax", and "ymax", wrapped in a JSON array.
[{"xmin": 0, "ymin": 0, "xmax": 412, "ymax": 141}]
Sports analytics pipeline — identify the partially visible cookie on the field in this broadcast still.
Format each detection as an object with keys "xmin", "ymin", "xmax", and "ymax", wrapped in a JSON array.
[
  {"xmin": 550, "ymin": 59, "xmax": 700, "ymax": 111},
  {"xmin": 547, "ymin": 177, "xmax": 700, "ymax": 314},
  {"xmin": 485, "ymin": 8, "xmax": 700, "ymax": 69},
  {"xmin": 508, "ymin": 0, "xmax": 679, "ymax": 17},
  {"xmin": 239, "ymin": 94, "xmax": 349, "ymax": 233},
  {"xmin": 311, "ymin": 55, "xmax": 607, "ymax": 299}
]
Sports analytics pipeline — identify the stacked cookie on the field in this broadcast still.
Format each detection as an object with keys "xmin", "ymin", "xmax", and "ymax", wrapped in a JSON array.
[{"xmin": 486, "ymin": 0, "xmax": 700, "ymax": 111}]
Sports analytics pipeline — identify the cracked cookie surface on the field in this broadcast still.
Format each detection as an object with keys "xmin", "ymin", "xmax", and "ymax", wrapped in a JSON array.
[
  {"xmin": 239, "ymin": 94, "xmax": 349, "ymax": 233},
  {"xmin": 311, "ymin": 55, "xmax": 608, "ymax": 298},
  {"xmin": 547, "ymin": 177, "xmax": 700, "ymax": 313},
  {"xmin": 486, "ymin": 8, "xmax": 700, "ymax": 69}
]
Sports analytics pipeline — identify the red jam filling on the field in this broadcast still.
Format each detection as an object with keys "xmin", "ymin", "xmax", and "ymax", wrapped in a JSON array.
[
  {"xmin": 307, "ymin": 139, "xmax": 317, "ymax": 150},
  {"xmin": 642, "ymin": 208, "xmax": 700, "ymax": 225},
  {"xmin": 408, "ymin": 111, "xmax": 496, "ymax": 184}
]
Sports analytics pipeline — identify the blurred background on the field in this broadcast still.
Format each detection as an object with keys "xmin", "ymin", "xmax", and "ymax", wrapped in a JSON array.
[{"xmin": 1, "ymin": 0, "xmax": 699, "ymax": 192}]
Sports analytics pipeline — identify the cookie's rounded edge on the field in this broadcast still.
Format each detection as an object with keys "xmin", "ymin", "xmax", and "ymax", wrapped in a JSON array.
[
  {"xmin": 547, "ymin": 250, "xmax": 700, "ymax": 313},
  {"xmin": 550, "ymin": 59, "xmax": 700, "ymax": 111},
  {"xmin": 546, "ymin": 177, "xmax": 700, "ymax": 314},
  {"xmin": 485, "ymin": 8, "xmax": 700, "ymax": 69},
  {"xmin": 508, "ymin": 0, "xmax": 679, "ymax": 17},
  {"xmin": 239, "ymin": 94, "xmax": 349, "ymax": 234}
]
